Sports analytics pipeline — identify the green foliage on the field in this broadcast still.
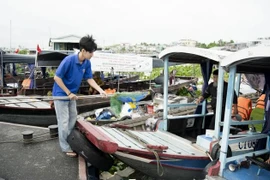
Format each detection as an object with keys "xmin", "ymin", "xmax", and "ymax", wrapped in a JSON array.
[
  {"xmin": 250, "ymin": 107, "xmax": 264, "ymax": 132},
  {"xmin": 108, "ymin": 158, "xmax": 128, "ymax": 175},
  {"xmin": 47, "ymin": 68, "xmax": 56, "ymax": 77},
  {"xmin": 18, "ymin": 49, "xmax": 28, "ymax": 54},
  {"xmin": 176, "ymin": 87, "xmax": 189, "ymax": 96},
  {"xmin": 196, "ymin": 39, "xmax": 234, "ymax": 49}
]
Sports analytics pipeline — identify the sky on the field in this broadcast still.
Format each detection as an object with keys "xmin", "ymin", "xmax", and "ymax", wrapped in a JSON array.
[{"xmin": 0, "ymin": 0, "xmax": 270, "ymax": 49}]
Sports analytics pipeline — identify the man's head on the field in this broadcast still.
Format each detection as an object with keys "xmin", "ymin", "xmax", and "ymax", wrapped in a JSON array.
[
  {"xmin": 79, "ymin": 35, "xmax": 97, "ymax": 60},
  {"xmin": 212, "ymin": 69, "xmax": 218, "ymax": 84}
]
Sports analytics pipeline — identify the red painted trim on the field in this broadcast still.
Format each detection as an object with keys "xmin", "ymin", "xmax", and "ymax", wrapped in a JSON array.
[
  {"xmin": 76, "ymin": 119, "xmax": 118, "ymax": 154},
  {"xmin": 78, "ymin": 155, "xmax": 87, "ymax": 180}
]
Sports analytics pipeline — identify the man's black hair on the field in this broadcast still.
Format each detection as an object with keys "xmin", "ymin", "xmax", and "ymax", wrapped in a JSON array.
[
  {"xmin": 79, "ymin": 35, "xmax": 97, "ymax": 52},
  {"xmin": 213, "ymin": 69, "xmax": 219, "ymax": 75}
]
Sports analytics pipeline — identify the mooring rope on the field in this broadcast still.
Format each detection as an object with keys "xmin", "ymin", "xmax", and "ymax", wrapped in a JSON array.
[{"xmin": 119, "ymin": 129, "xmax": 164, "ymax": 176}]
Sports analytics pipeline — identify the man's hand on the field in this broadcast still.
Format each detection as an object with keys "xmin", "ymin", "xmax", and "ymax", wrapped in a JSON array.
[
  {"xmin": 68, "ymin": 93, "xmax": 78, "ymax": 100},
  {"xmin": 99, "ymin": 90, "xmax": 107, "ymax": 98},
  {"xmin": 265, "ymin": 158, "xmax": 270, "ymax": 164},
  {"xmin": 196, "ymin": 96, "xmax": 204, "ymax": 104}
]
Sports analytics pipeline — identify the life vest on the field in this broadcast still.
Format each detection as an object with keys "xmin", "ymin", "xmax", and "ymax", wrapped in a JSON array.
[
  {"xmin": 22, "ymin": 78, "xmax": 31, "ymax": 89},
  {"xmin": 236, "ymin": 97, "xmax": 252, "ymax": 120},
  {"xmin": 256, "ymin": 94, "xmax": 265, "ymax": 109}
]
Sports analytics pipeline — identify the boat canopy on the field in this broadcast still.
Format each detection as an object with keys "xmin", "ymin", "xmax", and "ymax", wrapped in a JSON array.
[
  {"xmin": 0, "ymin": 50, "xmax": 35, "ymax": 64},
  {"xmin": 159, "ymin": 46, "xmax": 232, "ymax": 94},
  {"xmin": 36, "ymin": 50, "xmax": 70, "ymax": 67},
  {"xmin": 220, "ymin": 46, "xmax": 270, "ymax": 74},
  {"xmin": 217, "ymin": 46, "xmax": 270, "ymax": 176},
  {"xmin": 159, "ymin": 46, "xmax": 232, "ymax": 64}
]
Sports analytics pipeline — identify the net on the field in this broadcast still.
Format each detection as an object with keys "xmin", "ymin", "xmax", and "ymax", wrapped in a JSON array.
[{"xmin": 110, "ymin": 91, "xmax": 149, "ymax": 116}]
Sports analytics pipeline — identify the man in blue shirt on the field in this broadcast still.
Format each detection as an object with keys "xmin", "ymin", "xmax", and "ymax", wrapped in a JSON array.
[{"xmin": 53, "ymin": 35, "xmax": 106, "ymax": 157}]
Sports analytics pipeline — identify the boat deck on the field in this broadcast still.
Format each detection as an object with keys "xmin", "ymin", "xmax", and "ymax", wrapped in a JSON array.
[
  {"xmin": 0, "ymin": 97, "xmax": 51, "ymax": 109},
  {"xmin": 97, "ymin": 125, "xmax": 207, "ymax": 158}
]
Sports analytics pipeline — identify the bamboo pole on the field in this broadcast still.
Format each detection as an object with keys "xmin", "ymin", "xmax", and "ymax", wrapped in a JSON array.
[{"xmin": 0, "ymin": 94, "xmax": 111, "ymax": 101}]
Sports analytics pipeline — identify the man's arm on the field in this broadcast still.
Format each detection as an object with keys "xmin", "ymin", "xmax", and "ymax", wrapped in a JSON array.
[
  {"xmin": 87, "ymin": 79, "xmax": 107, "ymax": 96},
  {"xmin": 54, "ymin": 75, "xmax": 77, "ymax": 100},
  {"xmin": 196, "ymin": 85, "xmax": 211, "ymax": 104}
]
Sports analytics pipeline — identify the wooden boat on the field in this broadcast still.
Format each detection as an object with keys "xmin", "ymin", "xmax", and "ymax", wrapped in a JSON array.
[
  {"xmin": 0, "ymin": 95, "xmax": 111, "ymax": 127},
  {"xmin": 76, "ymin": 119, "xmax": 211, "ymax": 180}
]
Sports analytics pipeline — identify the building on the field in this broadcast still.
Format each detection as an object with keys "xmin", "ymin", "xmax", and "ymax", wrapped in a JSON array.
[
  {"xmin": 171, "ymin": 39, "xmax": 197, "ymax": 47},
  {"xmin": 49, "ymin": 34, "xmax": 81, "ymax": 50},
  {"xmin": 224, "ymin": 37, "xmax": 270, "ymax": 52}
]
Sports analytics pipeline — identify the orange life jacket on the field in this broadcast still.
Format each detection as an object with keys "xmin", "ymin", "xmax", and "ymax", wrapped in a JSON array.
[
  {"xmin": 236, "ymin": 97, "xmax": 252, "ymax": 120},
  {"xmin": 256, "ymin": 94, "xmax": 265, "ymax": 109}
]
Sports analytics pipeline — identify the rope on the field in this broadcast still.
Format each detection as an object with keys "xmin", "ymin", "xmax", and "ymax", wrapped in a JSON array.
[
  {"xmin": 119, "ymin": 129, "xmax": 164, "ymax": 176},
  {"xmin": 0, "ymin": 132, "xmax": 58, "ymax": 144}
]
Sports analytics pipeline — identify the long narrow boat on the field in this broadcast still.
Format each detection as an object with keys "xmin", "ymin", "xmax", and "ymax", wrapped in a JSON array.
[
  {"xmin": 76, "ymin": 119, "xmax": 210, "ymax": 180},
  {"xmin": 0, "ymin": 95, "xmax": 111, "ymax": 127}
]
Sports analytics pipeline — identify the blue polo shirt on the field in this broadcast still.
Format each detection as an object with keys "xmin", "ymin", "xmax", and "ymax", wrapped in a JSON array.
[{"xmin": 52, "ymin": 54, "xmax": 93, "ymax": 96}]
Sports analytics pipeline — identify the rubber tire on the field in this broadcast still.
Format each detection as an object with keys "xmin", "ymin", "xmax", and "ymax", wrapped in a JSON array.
[
  {"xmin": 210, "ymin": 143, "xmax": 232, "ymax": 160},
  {"xmin": 203, "ymin": 159, "xmax": 219, "ymax": 176},
  {"xmin": 246, "ymin": 155, "xmax": 270, "ymax": 171},
  {"xmin": 67, "ymin": 129, "xmax": 114, "ymax": 171}
]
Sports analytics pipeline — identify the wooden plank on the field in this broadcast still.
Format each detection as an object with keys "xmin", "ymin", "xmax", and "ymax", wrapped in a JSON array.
[
  {"xmin": 30, "ymin": 102, "xmax": 51, "ymax": 108},
  {"xmin": 129, "ymin": 130, "xmax": 205, "ymax": 156},
  {"xmin": 99, "ymin": 127, "xmax": 145, "ymax": 150},
  {"xmin": 147, "ymin": 132, "xmax": 204, "ymax": 155},
  {"xmin": 129, "ymin": 131, "xmax": 193, "ymax": 155},
  {"xmin": 1, "ymin": 98, "xmax": 51, "ymax": 109}
]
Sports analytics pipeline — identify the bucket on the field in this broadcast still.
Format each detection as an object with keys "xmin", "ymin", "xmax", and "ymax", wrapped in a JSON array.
[{"xmin": 147, "ymin": 104, "xmax": 154, "ymax": 114}]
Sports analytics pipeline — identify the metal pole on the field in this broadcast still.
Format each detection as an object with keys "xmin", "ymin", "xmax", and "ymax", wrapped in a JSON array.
[
  {"xmin": 235, "ymin": 73, "xmax": 241, "ymax": 96},
  {"xmin": 0, "ymin": 51, "xmax": 3, "ymax": 94},
  {"xmin": 10, "ymin": 20, "xmax": 12, "ymax": 50},
  {"xmin": 214, "ymin": 64, "xmax": 224, "ymax": 139},
  {"xmin": 219, "ymin": 65, "xmax": 236, "ymax": 176},
  {"xmin": 163, "ymin": 56, "xmax": 169, "ymax": 131},
  {"xmin": 117, "ymin": 72, "xmax": 120, "ymax": 92}
]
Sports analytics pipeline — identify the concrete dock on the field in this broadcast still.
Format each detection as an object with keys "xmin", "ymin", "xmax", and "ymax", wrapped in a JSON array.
[{"xmin": 0, "ymin": 122, "xmax": 85, "ymax": 180}]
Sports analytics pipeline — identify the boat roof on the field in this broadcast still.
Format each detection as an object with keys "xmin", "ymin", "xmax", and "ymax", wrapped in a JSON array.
[
  {"xmin": 0, "ymin": 50, "xmax": 35, "ymax": 64},
  {"xmin": 0, "ymin": 49, "xmax": 70, "ymax": 65},
  {"xmin": 220, "ymin": 46, "xmax": 270, "ymax": 73},
  {"xmin": 158, "ymin": 46, "xmax": 232, "ymax": 64},
  {"xmin": 36, "ymin": 50, "xmax": 69, "ymax": 67}
]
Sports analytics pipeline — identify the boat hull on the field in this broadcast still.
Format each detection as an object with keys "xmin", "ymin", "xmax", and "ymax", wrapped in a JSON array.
[
  {"xmin": 114, "ymin": 151, "xmax": 209, "ymax": 180},
  {"xmin": 0, "ymin": 113, "xmax": 56, "ymax": 127}
]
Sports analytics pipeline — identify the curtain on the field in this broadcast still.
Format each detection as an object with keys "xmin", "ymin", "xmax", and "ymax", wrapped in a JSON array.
[
  {"xmin": 254, "ymin": 73, "xmax": 270, "ymax": 151},
  {"xmin": 28, "ymin": 64, "xmax": 35, "ymax": 89}
]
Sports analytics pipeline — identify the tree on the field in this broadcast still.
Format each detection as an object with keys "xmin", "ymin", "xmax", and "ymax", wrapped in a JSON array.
[{"xmin": 18, "ymin": 49, "xmax": 28, "ymax": 54}]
